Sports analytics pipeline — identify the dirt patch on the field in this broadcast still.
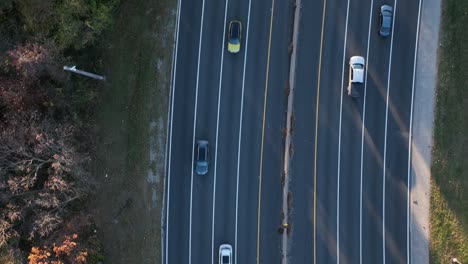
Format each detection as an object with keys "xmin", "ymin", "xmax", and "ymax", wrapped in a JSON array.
[{"xmin": 90, "ymin": 0, "xmax": 176, "ymax": 263}]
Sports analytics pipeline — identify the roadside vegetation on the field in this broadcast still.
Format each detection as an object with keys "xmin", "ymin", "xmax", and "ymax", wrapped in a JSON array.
[
  {"xmin": 0, "ymin": 0, "xmax": 175, "ymax": 262},
  {"xmin": 431, "ymin": 0, "xmax": 468, "ymax": 262},
  {"xmin": 0, "ymin": 0, "xmax": 118, "ymax": 263},
  {"xmin": 91, "ymin": 0, "xmax": 174, "ymax": 262}
]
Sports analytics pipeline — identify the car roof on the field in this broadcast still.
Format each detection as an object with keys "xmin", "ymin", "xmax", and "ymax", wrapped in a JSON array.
[
  {"xmin": 382, "ymin": 17, "xmax": 391, "ymax": 29},
  {"xmin": 350, "ymin": 56, "xmax": 365, "ymax": 83},
  {"xmin": 382, "ymin": 15, "xmax": 392, "ymax": 28},
  {"xmin": 353, "ymin": 70, "xmax": 364, "ymax": 82}
]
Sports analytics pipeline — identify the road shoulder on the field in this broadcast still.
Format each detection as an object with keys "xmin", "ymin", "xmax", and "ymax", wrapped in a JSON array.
[{"xmin": 410, "ymin": 0, "xmax": 442, "ymax": 263}]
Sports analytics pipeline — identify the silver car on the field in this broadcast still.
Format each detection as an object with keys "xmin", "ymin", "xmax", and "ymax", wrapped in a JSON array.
[
  {"xmin": 379, "ymin": 5, "xmax": 393, "ymax": 37},
  {"xmin": 219, "ymin": 244, "xmax": 232, "ymax": 264},
  {"xmin": 195, "ymin": 140, "xmax": 209, "ymax": 175}
]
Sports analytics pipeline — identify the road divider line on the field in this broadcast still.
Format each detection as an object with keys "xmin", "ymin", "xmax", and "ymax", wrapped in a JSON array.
[
  {"xmin": 190, "ymin": 0, "xmax": 207, "ymax": 262},
  {"xmin": 257, "ymin": 0, "xmax": 275, "ymax": 263},
  {"xmin": 383, "ymin": 0, "xmax": 398, "ymax": 262},
  {"xmin": 313, "ymin": 0, "xmax": 327, "ymax": 262},
  {"xmin": 408, "ymin": 0, "xmax": 423, "ymax": 262},
  {"xmin": 360, "ymin": 0, "xmax": 375, "ymax": 263},
  {"xmin": 234, "ymin": 0, "xmax": 252, "ymax": 263},
  {"xmin": 211, "ymin": 0, "xmax": 229, "ymax": 263},
  {"xmin": 336, "ymin": 0, "xmax": 351, "ymax": 262},
  {"xmin": 164, "ymin": 0, "xmax": 182, "ymax": 262}
]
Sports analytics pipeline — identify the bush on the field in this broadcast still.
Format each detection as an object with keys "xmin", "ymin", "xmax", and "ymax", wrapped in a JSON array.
[{"xmin": 2, "ymin": 0, "xmax": 119, "ymax": 52}]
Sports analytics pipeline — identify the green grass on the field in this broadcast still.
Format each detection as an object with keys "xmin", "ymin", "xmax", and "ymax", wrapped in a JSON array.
[
  {"xmin": 92, "ymin": 0, "xmax": 176, "ymax": 262},
  {"xmin": 431, "ymin": 0, "xmax": 468, "ymax": 262}
]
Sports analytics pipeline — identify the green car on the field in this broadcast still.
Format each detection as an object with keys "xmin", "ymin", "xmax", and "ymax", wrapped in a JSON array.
[{"xmin": 227, "ymin": 20, "xmax": 242, "ymax": 54}]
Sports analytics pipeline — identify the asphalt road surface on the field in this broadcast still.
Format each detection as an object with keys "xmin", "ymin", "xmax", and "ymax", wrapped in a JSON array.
[{"xmin": 164, "ymin": 0, "xmax": 423, "ymax": 262}]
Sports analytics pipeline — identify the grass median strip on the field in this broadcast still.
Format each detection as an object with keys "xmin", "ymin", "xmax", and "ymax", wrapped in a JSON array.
[{"xmin": 431, "ymin": 0, "xmax": 468, "ymax": 262}]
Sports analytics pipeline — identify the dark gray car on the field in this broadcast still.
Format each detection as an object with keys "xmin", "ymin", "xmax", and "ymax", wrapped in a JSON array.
[
  {"xmin": 379, "ymin": 5, "xmax": 393, "ymax": 37},
  {"xmin": 195, "ymin": 140, "xmax": 209, "ymax": 175}
]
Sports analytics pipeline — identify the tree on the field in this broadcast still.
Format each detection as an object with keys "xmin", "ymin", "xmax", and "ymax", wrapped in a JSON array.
[
  {"xmin": 6, "ymin": 42, "xmax": 64, "ymax": 82},
  {"xmin": 28, "ymin": 234, "xmax": 90, "ymax": 264},
  {"xmin": 0, "ymin": 106, "xmax": 93, "ymax": 248}
]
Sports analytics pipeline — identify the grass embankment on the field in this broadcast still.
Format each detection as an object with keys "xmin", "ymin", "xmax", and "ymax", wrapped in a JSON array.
[
  {"xmin": 431, "ymin": 0, "xmax": 468, "ymax": 262},
  {"xmin": 93, "ymin": 0, "xmax": 175, "ymax": 262}
]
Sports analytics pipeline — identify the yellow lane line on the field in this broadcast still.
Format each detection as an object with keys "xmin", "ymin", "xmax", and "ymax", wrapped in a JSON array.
[
  {"xmin": 257, "ymin": 0, "xmax": 275, "ymax": 263},
  {"xmin": 314, "ymin": 0, "xmax": 328, "ymax": 262}
]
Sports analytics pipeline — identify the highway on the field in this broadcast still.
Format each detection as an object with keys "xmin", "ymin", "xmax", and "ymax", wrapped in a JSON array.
[{"xmin": 164, "ymin": 0, "xmax": 423, "ymax": 262}]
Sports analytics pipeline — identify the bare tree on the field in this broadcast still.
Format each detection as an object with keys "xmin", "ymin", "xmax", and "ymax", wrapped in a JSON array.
[
  {"xmin": 31, "ymin": 211, "xmax": 62, "ymax": 239},
  {"xmin": 0, "ymin": 217, "xmax": 18, "ymax": 247},
  {"xmin": 0, "ymin": 108, "xmax": 93, "ymax": 247}
]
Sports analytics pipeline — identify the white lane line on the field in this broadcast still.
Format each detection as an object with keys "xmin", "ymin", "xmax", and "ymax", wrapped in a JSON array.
[
  {"xmin": 164, "ymin": 0, "xmax": 182, "ymax": 261},
  {"xmin": 234, "ymin": 0, "xmax": 252, "ymax": 263},
  {"xmin": 408, "ymin": 0, "xmax": 423, "ymax": 262},
  {"xmin": 360, "ymin": 0, "xmax": 374, "ymax": 263},
  {"xmin": 337, "ymin": 0, "xmax": 351, "ymax": 262},
  {"xmin": 189, "ymin": 0, "xmax": 207, "ymax": 262},
  {"xmin": 383, "ymin": 0, "xmax": 398, "ymax": 263},
  {"xmin": 211, "ymin": 0, "xmax": 229, "ymax": 263}
]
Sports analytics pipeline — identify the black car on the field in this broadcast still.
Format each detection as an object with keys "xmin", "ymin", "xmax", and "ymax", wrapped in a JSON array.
[
  {"xmin": 379, "ymin": 5, "xmax": 393, "ymax": 37},
  {"xmin": 195, "ymin": 140, "xmax": 209, "ymax": 175}
]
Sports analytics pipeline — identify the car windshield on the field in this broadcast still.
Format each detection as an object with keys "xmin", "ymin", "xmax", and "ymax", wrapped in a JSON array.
[
  {"xmin": 353, "ymin": 63, "xmax": 364, "ymax": 69},
  {"xmin": 222, "ymin": 255, "xmax": 229, "ymax": 263}
]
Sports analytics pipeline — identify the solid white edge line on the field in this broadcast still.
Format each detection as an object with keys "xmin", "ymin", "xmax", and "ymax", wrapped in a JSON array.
[
  {"xmin": 164, "ymin": 0, "xmax": 182, "ymax": 262},
  {"xmin": 383, "ymin": 1, "xmax": 398, "ymax": 263},
  {"xmin": 337, "ymin": 0, "xmax": 351, "ymax": 262},
  {"xmin": 360, "ymin": 0, "xmax": 374, "ymax": 263},
  {"xmin": 211, "ymin": 0, "xmax": 229, "ymax": 263},
  {"xmin": 408, "ymin": 0, "xmax": 423, "ymax": 263},
  {"xmin": 235, "ymin": 1, "xmax": 252, "ymax": 264},
  {"xmin": 190, "ymin": 0, "xmax": 207, "ymax": 262}
]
